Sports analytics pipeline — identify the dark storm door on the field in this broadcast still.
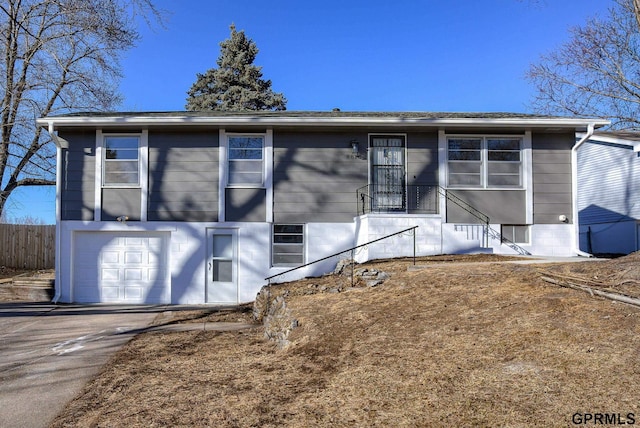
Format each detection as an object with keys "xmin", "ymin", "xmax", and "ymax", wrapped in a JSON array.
[{"xmin": 370, "ymin": 136, "xmax": 406, "ymax": 211}]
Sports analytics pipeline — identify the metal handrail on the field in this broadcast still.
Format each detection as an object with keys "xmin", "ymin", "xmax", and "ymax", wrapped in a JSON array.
[
  {"xmin": 437, "ymin": 188, "xmax": 490, "ymax": 247},
  {"xmin": 357, "ymin": 184, "xmax": 439, "ymax": 215},
  {"xmin": 265, "ymin": 226, "xmax": 419, "ymax": 286},
  {"xmin": 487, "ymin": 226, "xmax": 531, "ymax": 255},
  {"xmin": 439, "ymin": 188, "xmax": 490, "ymax": 225},
  {"xmin": 355, "ymin": 185, "xmax": 529, "ymax": 253}
]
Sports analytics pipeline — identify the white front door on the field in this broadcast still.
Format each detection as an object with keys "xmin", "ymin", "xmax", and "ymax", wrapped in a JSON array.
[{"xmin": 206, "ymin": 229, "xmax": 238, "ymax": 304}]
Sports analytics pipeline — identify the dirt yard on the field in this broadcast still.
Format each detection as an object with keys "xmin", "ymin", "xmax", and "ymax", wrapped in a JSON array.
[{"xmin": 50, "ymin": 254, "xmax": 640, "ymax": 427}]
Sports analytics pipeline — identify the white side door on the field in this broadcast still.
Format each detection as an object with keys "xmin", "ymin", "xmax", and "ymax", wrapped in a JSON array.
[{"xmin": 206, "ymin": 229, "xmax": 238, "ymax": 304}]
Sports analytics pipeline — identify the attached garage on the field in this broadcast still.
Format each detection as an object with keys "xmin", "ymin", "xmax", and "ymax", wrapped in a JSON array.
[{"xmin": 73, "ymin": 232, "xmax": 169, "ymax": 304}]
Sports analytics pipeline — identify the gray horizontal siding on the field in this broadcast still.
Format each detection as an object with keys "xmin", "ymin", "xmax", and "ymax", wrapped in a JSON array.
[
  {"xmin": 273, "ymin": 132, "xmax": 368, "ymax": 223},
  {"xmin": 102, "ymin": 188, "xmax": 141, "ymax": 221},
  {"xmin": 407, "ymin": 132, "xmax": 438, "ymax": 185},
  {"xmin": 447, "ymin": 190, "xmax": 526, "ymax": 224},
  {"xmin": 148, "ymin": 131, "xmax": 218, "ymax": 222},
  {"xmin": 225, "ymin": 188, "xmax": 266, "ymax": 222},
  {"xmin": 534, "ymin": 192, "xmax": 570, "ymax": 203},
  {"xmin": 149, "ymin": 191, "xmax": 217, "ymax": 202},
  {"xmin": 147, "ymin": 210, "xmax": 215, "ymax": 221},
  {"xmin": 533, "ymin": 182, "xmax": 572, "ymax": 194},
  {"xmin": 274, "ymin": 191, "xmax": 355, "ymax": 204},
  {"xmin": 58, "ymin": 130, "xmax": 96, "ymax": 221},
  {"xmin": 273, "ymin": 131, "xmax": 438, "ymax": 222},
  {"xmin": 532, "ymin": 132, "xmax": 574, "ymax": 224},
  {"xmin": 534, "ymin": 173, "xmax": 571, "ymax": 184},
  {"xmin": 578, "ymin": 141, "xmax": 640, "ymax": 225},
  {"xmin": 155, "ymin": 170, "xmax": 214, "ymax": 183},
  {"xmin": 276, "ymin": 200, "xmax": 361, "ymax": 223}
]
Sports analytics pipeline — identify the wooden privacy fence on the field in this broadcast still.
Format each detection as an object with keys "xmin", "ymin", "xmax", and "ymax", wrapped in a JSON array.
[{"xmin": 0, "ymin": 224, "xmax": 55, "ymax": 269}]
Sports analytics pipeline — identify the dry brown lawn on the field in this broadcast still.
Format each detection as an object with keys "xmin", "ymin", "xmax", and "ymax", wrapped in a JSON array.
[
  {"xmin": 50, "ymin": 254, "xmax": 640, "ymax": 427},
  {"xmin": 0, "ymin": 267, "xmax": 33, "ymax": 280}
]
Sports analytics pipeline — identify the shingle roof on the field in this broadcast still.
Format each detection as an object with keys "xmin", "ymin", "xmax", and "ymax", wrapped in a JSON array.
[
  {"xmin": 38, "ymin": 110, "xmax": 610, "ymax": 131},
  {"xmin": 53, "ymin": 110, "xmax": 583, "ymax": 120},
  {"xmin": 592, "ymin": 130, "xmax": 640, "ymax": 142}
]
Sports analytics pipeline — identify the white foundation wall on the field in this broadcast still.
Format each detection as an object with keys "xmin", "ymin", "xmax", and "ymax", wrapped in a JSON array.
[
  {"xmin": 267, "ymin": 222, "xmax": 356, "ymax": 284},
  {"xmin": 527, "ymin": 224, "xmax": 575, "ymax": 256},
  {"xmin": 354, "ymin": 214, "xmax": 442, "ymax": 263},
  {"xmin": 352, "ymin": 216, "xmax": 577, "ymax": 260},
  {"xmin": 59, "ymin": 221, "xmax": 273, "ymax": 304},
  {"xmin": 441, "ymin": 224, "xmax": 491, "ymax": 254},
  {"xmin": 487, "ymin": 224, "xmax": 575, "ymax": 257},
  {"xmin": 58, "ymin": 220, "xmax": 358, "ymax": 304},
  {"xmin": 56, "ymin": 219, "xmax": 577, "ymax": 304}
]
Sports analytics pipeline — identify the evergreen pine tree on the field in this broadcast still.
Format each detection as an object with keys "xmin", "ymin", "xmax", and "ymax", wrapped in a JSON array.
[{"xmin": 186, "ymin": 25, "xmax": 287, "ymax": 111}]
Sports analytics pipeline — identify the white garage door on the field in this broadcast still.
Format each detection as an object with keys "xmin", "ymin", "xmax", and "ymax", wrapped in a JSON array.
[{"xmin": 73, "ymin": 232, "xmax": 169, "ymax": 304}]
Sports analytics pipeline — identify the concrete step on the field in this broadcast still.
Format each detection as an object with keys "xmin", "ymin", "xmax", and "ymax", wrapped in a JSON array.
[
  {"xmin": 0, "ymin": 273, "xmax": 55, "ymax": 302},
  {"xmin": 12, "ymin": 278, "xmax": 54, "ymax": 287}
]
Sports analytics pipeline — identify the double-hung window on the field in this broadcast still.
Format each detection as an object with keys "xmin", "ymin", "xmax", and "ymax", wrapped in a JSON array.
[
  {"xmin": 272, "ymin": 224, "xmax": 304, "ymax": 266},
  {"xmin": 447, "ymin": 136, "xmax": 522, "ymax": 188},
  {"xmin": 228, "ymin": 136, "xmax": 264, "ymax": 186},
  {"xmin": 103, "ymin": 136, "xmax": 140, "ymax": 186}
]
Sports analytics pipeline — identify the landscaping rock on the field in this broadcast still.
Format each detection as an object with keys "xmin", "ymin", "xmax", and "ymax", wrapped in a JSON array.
[
  {"xmin": 252, "ymin": 285, "xmax": 271, "ymax": 323},
  {"xmin": 263, "ymin": 296, "xmax": 298, "ymax": 349},
  {"xmin": 334, "ymin": 258, "xmax": 356, "ymax": 275},
  {"xmin": 353, "ymin": 267, "xmax": 391, "ymax": 287},
  {"xmin": 253, "ymin": 285, "xmax": 299, "ymax": 349}
]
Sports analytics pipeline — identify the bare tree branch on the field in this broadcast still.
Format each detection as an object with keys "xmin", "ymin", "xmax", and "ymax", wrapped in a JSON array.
[
  {"xmin": 0, "ymin": 0, "xmax": 165, "ymax": 217},
  {"xmin": 527, "ymin": 0, "xmax": 640, "ymax": 130}
]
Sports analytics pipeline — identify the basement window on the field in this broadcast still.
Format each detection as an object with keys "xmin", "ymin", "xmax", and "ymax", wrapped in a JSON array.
[
  {"xmin": 272, "ymin": 224, "xmax": 304, "ymax": 266},
  {"xmin": 502, "ymin": 225, "xmax": 530, "ymax": 244}
]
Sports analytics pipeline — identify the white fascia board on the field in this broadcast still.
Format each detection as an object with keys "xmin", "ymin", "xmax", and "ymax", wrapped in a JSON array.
[
  {"xmin": 577, "ymin": 132, "xmax": 640, "ymax": 152},
  {"xmin": 37, "ymin": 115, "xmax": 611, "ymax": 130}
]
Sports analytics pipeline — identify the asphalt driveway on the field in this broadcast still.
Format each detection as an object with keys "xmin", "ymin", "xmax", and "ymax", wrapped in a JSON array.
[{"xmin": 0, "ymin": 303, "xmax": 165, "ymax": 428}]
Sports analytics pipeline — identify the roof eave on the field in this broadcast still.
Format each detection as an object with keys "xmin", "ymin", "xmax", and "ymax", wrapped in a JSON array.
[
  {"xmin": 577, "ymin": 131, "xmax": 640, "ymax": 152},
  {"xmin": 37, "ymin": 115, "xmax": 611, "ymax": 130}
]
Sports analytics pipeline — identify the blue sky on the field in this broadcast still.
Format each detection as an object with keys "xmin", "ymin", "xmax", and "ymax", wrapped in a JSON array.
[{"xmin": 13, "ymin": 0, "xmax": 612, "ymax": 224}]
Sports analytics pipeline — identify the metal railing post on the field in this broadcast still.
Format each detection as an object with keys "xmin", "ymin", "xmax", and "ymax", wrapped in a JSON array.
[
  {"xmin": 413, "ymin": 229, "xmax": 416, "ymax": 265},
  {"xmin": 351, "ymin": 248, "xmax": 355, "ymax": 287},
  {"xmin": 485, "ymin": 221, "xmax": 489, "ymax": 248}
]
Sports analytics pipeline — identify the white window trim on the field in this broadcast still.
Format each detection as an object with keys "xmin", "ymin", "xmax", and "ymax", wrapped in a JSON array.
[
  {"xmin": 523, "ymin": 131, "xmax": 533, "ymax": 224},
  {"xmin": 218, "ymin": 129, "xmax": 226, "ymax": 222},
  {"xmin": 438, "ymin": 131, "xmax": 532, "ymax": 222},
  {"xmin": 219, "ymin": 129, "xmax": 273, "ymax": 223},
  {"xmin": 443, "ymin": 134, "xmax": 527, "ymax": 190},
  {"xmin": 94, "ymin": 130, "xmax": 148, "ymax": 222},
  {"xmin": 140, "ymin": 130, "xmax": 149, "ymax": 222},
  {"xmin": 94, "ymin": 129, "xmax": 103, "ymax": 221},
  {"xmin": 265, "ymin": 129, "xmax": 273, "ymax": 222},
  {"xmin": 272, "ymin": 223, "xmax": 305, "ymax": 267}
]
